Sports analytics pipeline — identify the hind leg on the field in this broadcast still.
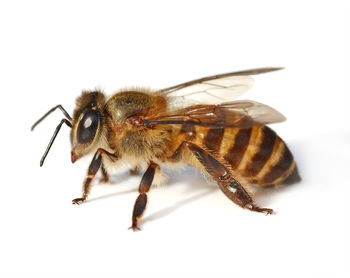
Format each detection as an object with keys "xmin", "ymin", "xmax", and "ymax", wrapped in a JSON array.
[{"xmin": 175, "ymin": 141, "xmax": 273, "ymax": 214}]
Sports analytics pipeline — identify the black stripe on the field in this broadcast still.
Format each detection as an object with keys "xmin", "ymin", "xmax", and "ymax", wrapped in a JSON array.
[
  {"xmin": 224, "ymin": 128, "xmax": 252, "ymax": 169},
  {"xmin": 246, "ymin": 126, "xmax": 277, "ymax": 176},
  {"xmin": 282, "ymin": 165, "xmax": 301, "ymax": 185},
  {"xmin": 203, "ymin": 128, "xmax": 225, "ymax": 152},
  {"xmin": 263, "ymin": 144, "xmax": 293, "ymax": 183}
]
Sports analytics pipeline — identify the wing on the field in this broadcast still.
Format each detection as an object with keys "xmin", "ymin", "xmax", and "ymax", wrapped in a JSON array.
[
  {"xmin": 158, "ymin": 68, "xmax": 283, "ymax": 104},
  {"xmin": 143, "ymin": 100, "xmax": 286, "ymax": 129}
]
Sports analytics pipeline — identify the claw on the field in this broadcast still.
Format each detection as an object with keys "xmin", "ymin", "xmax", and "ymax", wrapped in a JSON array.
[
  {"xmin": 99, "ymin": 176, "xmax": 110, "ymax": 184},
  {"xmin": 72, "ymin": 197, "xmax": 86, "ymax": 205},
  {"xmin": 128, "ymin": 225, "xmax": 141, "ymax": 232},
  {"xmin": 129, "ymin": 166, "xmax": 139, "ymax": 176},
  {"xmin": 246, "ymin": 204, "xmax": 273, "ymax": 215}
]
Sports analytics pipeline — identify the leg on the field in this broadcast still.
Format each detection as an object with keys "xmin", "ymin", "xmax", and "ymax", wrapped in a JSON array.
[
  {"xmin": 72, "ymin": 148, "xmax": 119, "ymax": 204},
  {"xmin": 179, "ymin": 141, "xmax": 273, "ymax": 214},
  {"xmin": 129, "ymin": 166, "xmax": 140, "ymax": 176},
  {"xmin": 100, "ymin": 163, "xmax": 110, "ymax": 183},
  {"xmin": 129, "ymin": 162, "xmax": 159, "ymax": 231}
]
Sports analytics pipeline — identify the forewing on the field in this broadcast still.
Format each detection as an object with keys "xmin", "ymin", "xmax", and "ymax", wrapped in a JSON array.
[
  {"xmin": 159, "ymin": 68, "xmax": 282, "ymax": 104},
  {"xmin": 143, "ymin": 100, "xmax": 286, "ymax": 129}
]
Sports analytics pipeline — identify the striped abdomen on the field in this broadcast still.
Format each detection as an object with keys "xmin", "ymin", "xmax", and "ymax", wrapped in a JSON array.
[{"xmin": 186, "ymin": 125, "xmax": 300, "ymax": 187}]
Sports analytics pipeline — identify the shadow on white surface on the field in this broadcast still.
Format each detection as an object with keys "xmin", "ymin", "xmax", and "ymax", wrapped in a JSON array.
[{"xmin": 143, "ymin": 187, "xmax": 217, "ymax": 225}]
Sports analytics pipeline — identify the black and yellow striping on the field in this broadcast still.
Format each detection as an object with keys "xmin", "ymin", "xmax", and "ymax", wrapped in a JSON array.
[{"xmin": 180, "ymin": 124, "xmax": 300, "ymax": 187}]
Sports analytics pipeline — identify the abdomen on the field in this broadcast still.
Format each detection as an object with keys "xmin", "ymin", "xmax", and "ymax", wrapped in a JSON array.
[{"xmin": 189, "ymin": 125, "xmax": 301, "ymax": 187}]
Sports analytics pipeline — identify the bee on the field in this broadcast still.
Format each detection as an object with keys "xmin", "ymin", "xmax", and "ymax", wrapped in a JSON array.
[{"xmin": 32, "ymin": 68, "xmax": 300, "ymax": 231}]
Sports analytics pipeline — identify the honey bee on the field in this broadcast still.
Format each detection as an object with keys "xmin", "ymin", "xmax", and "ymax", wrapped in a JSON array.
[{"xmin": 32, "ymin": 68, "xmax": 300, "ymax": 231}]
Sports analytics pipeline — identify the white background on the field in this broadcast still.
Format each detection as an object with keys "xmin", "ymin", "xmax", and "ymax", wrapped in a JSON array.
[{"xmin": 0, "ymin": 1, "xmax": 349, "ymax": 278}]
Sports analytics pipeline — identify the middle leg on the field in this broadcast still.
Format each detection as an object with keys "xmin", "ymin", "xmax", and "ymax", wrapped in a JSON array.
[
  {"xmin": 129, "ymin": 166, "xmax": 140, "ymax": 176},
  {"xmin": 100, "ymin": 163, "xmax": 110, "ymax": 183},
  {"xmin": 129, "ymin": 162, "xmax": 159, "ymax": 231}
]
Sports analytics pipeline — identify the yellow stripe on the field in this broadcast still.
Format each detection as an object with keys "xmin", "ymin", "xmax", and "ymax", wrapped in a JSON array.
[
  {"xmin": 237, "ymin": 126, "xmax": 262, "ymax": 171},
  {"xmin": 256, "ymin": 137, "xmax": 284, "ymax": 181},
  {"xmin": 274, "ymin": 161, "xmax": 296, "ymax": 186},
  {"xmin": 218, "ymin": 128, "xmax": 240, "ymax": 157}
]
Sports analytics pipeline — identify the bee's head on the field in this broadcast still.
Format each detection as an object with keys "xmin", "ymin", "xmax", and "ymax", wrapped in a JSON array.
[{"xmin": 70, "ymin": 91, "xmax": 105, "ymax": 162}]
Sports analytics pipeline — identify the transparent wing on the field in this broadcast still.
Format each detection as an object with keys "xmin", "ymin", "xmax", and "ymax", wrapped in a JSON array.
[
  {"xmin": 159, "ymin": 68, "xmax": 283, "ymax": 104},
  {"xmin": 143, "ymin": 100, "xmax": 286, "ymax": 129}
]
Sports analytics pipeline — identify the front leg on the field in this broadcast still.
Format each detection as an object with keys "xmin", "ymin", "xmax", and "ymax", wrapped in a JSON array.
[
  {"xmin": 72, "ymin": 148, "xmax": 118, "ymax": 204},
  {"xmin": 129, "ymin": 162, "xmax": 159, "ymax": 231}
]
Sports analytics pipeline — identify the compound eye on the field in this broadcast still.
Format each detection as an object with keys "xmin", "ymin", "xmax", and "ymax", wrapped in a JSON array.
[{"xmin": 77, "ymin": 110, "xmax": 99, "ymax": 144}]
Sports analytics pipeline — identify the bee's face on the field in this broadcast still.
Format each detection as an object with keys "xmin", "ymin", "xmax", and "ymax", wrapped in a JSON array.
[{"xmin": 70, "ymin": 92, "xmax": 105, "ymax": 162}]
